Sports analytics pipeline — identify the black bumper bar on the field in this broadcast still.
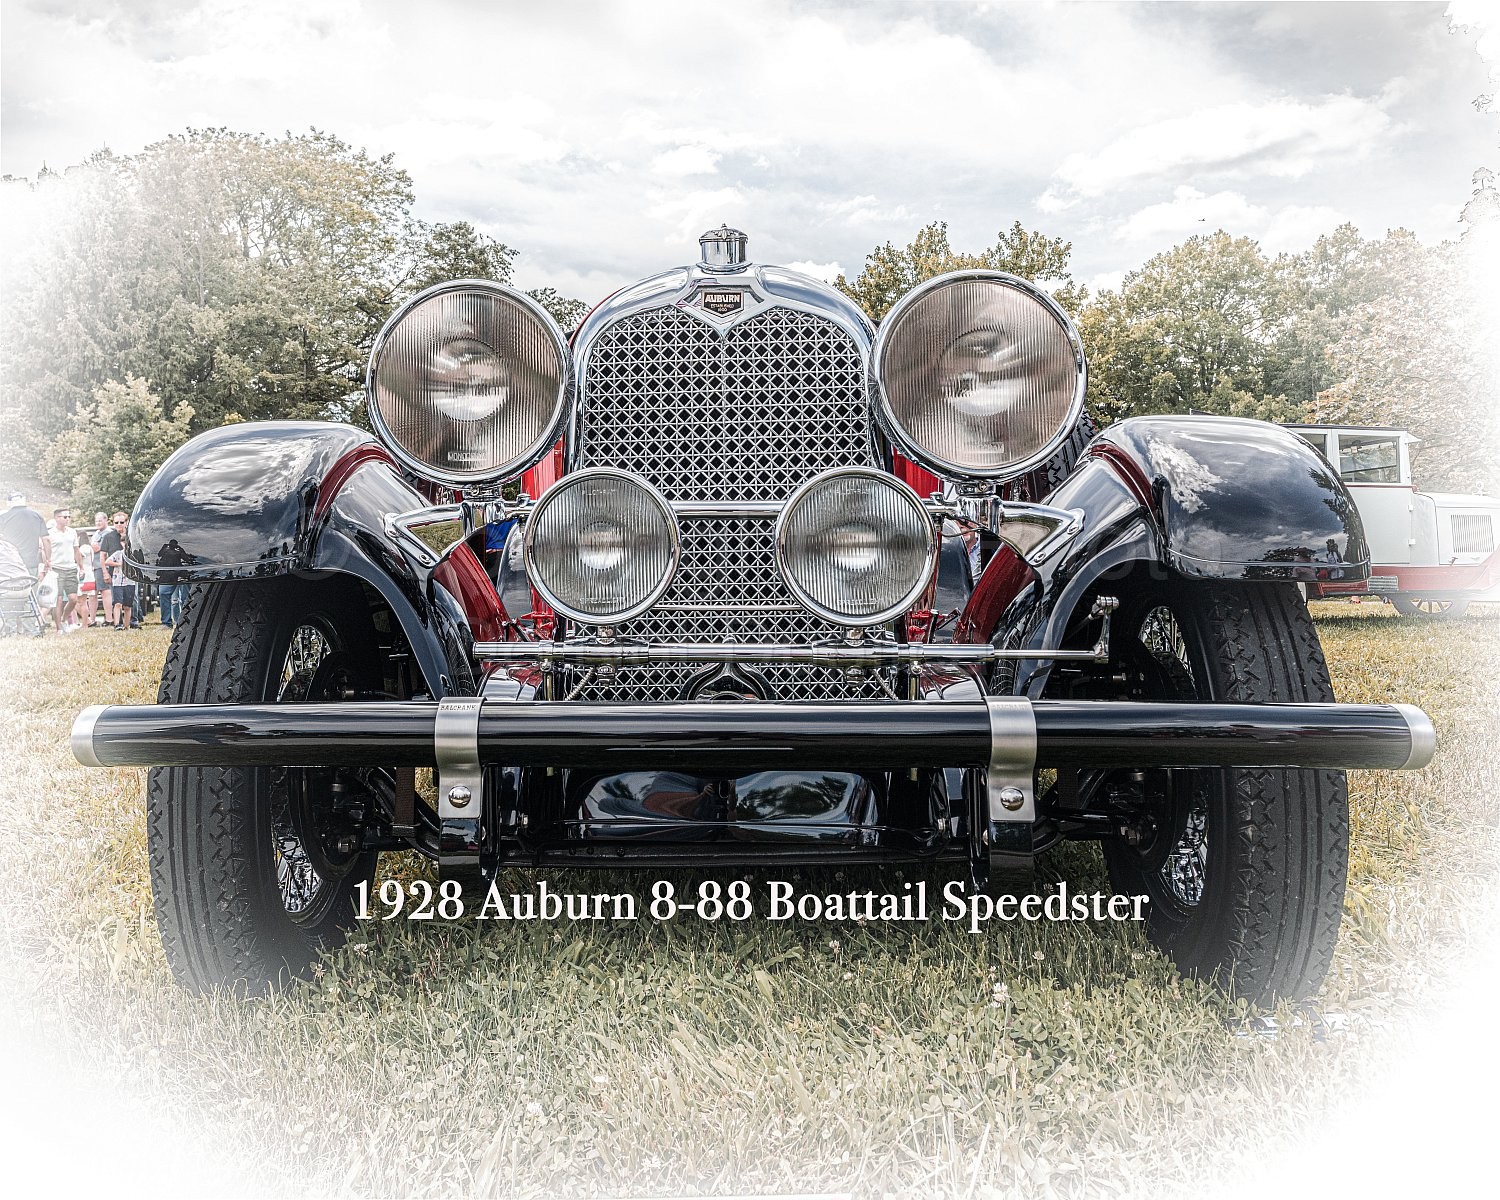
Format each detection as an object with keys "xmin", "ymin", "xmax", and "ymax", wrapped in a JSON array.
[{"xmin": 72, "ymin": 699, "xmax": 1435, "ymax": 773}]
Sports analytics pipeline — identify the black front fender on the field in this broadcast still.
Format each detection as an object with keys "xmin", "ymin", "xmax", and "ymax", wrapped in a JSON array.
[
  {"xmin": 126, "ymin": 420, "xmax": 480, "ymax": 697},
  {"xmin": 126, "ymin": 421, "xmax": 384, "ymax": 579},
  {"xmin": 1091, "ymin": 415, "xmax": 1369, "ymax": 580},
  {"xmin": 962, "ymin": 415, "xmax": 1371, "ymax": 697}
]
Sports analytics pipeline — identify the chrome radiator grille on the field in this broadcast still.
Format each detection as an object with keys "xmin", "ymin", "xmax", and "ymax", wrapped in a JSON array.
[
  {"xmin": 573, "ymin": 303, "xmax": 884, "ymax": 702},
  {"xmin": 577, "ymin": 305, "xmax": 869, "ymax": 501}
]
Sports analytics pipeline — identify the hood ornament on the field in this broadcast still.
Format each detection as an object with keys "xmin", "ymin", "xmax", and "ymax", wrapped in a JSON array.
[{"xmin": 698, "ymin": 225, "xmax": 748, "ymax": 272}]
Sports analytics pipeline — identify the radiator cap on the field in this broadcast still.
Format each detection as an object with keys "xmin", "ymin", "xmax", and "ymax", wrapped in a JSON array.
[{"xmin": 699, "ymin": 225, "xmax": 748, "ymax": 271}]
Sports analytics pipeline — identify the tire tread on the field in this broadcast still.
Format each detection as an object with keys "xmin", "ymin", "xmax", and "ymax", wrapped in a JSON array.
[
  {"xmin": 148, "ymin": 580, "xmax": 370, "ymax": 995},
  {"xmin": 1105, "ymin": 580, "xmax": 1348, "ymax": 1002},
  {"xmin": 1192, "ymin": 582, "xmax": 1347, "ymax": 1001}
]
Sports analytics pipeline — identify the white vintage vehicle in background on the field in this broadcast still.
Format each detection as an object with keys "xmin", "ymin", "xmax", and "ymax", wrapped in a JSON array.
[{"xmin": 1290, "ymin": 423, "xmax": 1500, "ymax": 617}]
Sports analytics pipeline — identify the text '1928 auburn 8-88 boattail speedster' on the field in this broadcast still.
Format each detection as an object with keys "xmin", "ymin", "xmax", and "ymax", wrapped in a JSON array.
[{"xmin": 72, "ymin": 227, "xmax": 1434, "ymax": 1002}]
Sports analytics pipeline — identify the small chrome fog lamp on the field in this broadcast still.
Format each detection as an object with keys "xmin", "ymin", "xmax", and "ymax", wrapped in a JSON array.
[
  {"xmin": 775, "ymin": 467, "xmax": 937, "ymax": 627},
  {"xmin": 523, "ymin": 468, "xmax": 680, "ymax": 625}
]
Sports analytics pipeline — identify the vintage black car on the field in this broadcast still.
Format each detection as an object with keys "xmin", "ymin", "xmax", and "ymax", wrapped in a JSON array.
[{"xmin": 73, "ymin": 227, "xmax": 1434, "ymax": 1001}]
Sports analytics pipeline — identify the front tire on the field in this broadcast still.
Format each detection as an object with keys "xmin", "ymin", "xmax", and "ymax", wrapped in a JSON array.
[
  {"xmin": 147, "ymin": 578, "xmax": 387, "ymax": 995},
  {"xmin": 1102, "ymin": 581, "xmax": 1349, "ymax": 1003}
]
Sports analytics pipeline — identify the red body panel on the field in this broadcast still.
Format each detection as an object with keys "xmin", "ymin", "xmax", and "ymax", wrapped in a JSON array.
[
  {"xmin": 1311, "ymin": 549, "xmax": 1500, "ymax": 599},
  {"xmin": 948, "ymin": 450, "xmax": 1149, "ymax": 645},
  {"xmin": 312, "ymin": 444, "xmax": 397, "ymax": 525},
  {"xmin": 1080, "ymin": 442, "xmax": 1154, "ymax": 511},
  {"xmin": 953, "ymin": 545, "xmax": 1035, "ymax": 644},
  {"xmin": 891, "ymin": 453, "xmax": 943, "ymax": 500},
  {"xmin": 519, "ymin": 442, "xmax": 566, "ymax": 638},
  {"xmin": 433, "ymin": 543, "xmax": 512, "ymax": 642},
  {"xmin": 317, "ymin": 445, "xmax": 517, "ymax": 642},
  {"xmin": 521, "ymin": 442, "xmax": 566, "ymax": 500}
]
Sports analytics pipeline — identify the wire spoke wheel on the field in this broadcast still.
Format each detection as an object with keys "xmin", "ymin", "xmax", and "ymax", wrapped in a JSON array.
[
  {"xmin": 266, "ymin": 622, "xmax": 372, "ymax": 922},
  {"xmin": 1135, "ymin": 606, "xmax": 1210, "ymax": 909},
  {"xmin": 1162, "ymin": 804, "xmax": 1208, "ymax": 907},
  {"xmin": 147, "ymin": 578, "xmax": 393, "ymax": 995},
  {"xmin": 1392, "ymin": 595, "xmax": 1468, "ymax": 619},
  {"xmin": 1096, "ymin": 580, "xmax": 1349, "ymax": 1002}
]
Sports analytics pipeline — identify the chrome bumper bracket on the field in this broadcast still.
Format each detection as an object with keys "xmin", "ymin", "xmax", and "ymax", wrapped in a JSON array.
[
  {"xmin": 985, "ymin": 697, "xmax": 1037, "ymax": 824},
  {"xmin": 435, "ymin": 696, "xmax": 484, "ymax": 865}
]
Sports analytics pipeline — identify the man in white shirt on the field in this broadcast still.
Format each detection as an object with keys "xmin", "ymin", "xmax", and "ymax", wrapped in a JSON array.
[{"xmin": 46, "ymin": 507, "xmax": 86, "ymax": 632}]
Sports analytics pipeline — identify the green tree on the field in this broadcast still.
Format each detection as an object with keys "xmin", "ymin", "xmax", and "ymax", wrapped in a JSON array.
[
  {"xmin": 1, "ymin": 128, "xmax": 415, "ymax": 460},
  {"xmin": 524, "ymin": 286, "xmax": 589, "ymax": 331},
  {"xmin": 1263, "ymin": 225, "xmax": 1429, "ymax": 410},
  {"xmin": 836, "ymin": 220, "xmax": 1084, "ymax": 321},
  {"xmin": 403, "ymin": 225, "xmax": 586, "ymax": 329},
  {"xmin": 1079, "ymin": 231, "xmax": 1297, "ymax": 423},
  {"xmin": 1312, "ymin": 189, "xmax": 1500, "ymax": 494},
  {"xmin": 0, "ymin": 130, "xmax": 588, "ymax": 482},
  {"xmin": 44, "ymin": 376, "xmax": 195, "ymax": 514},
  {"xmin": 405, "ymin": 220, "xmax": 516, "ymax": 295}
]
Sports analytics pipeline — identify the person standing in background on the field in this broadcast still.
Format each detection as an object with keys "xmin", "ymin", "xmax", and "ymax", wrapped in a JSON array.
[
  {"xmin": 46, "ymin": 507, "xmax": 86, "ymax": 632},
  {"xmin": 88, "ymin": 511, "xmax": 111, "ymax": 625},
  {"xmin": 78, "ymin": 520, "xmax": 98, "ymax": 626},
  {"xmin": 98, "ymin": 511, "xmax": 134, "ymax": 629},
  {"xmin": 154, "ymin": 538, "xmax": 191, "ymax": 628},
  {"xmin": 0, "ymin": 491, "xmax": 51, "ymax": 616}
]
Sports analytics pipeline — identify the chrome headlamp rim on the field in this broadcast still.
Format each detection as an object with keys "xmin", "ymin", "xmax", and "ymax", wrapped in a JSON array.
[
  {"xmin": 522, "ymin": 466, "xmax": 682, "ymax": 626},
  {"xmin": 366, "ymin": 278, "xmax": 574, "ymax": 489},
  {"xmin": 869, "ymin": 269, "xmax": 1088, "ymax": 482},
  {"xmin": 773, "ymin": 465, "xmax": 939, "ymax": 628}
]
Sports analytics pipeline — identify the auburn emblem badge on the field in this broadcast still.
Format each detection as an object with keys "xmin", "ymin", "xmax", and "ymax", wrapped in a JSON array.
[{"xmin": 701, "ymin": 289, "xmax": 745, "ymax": 316}]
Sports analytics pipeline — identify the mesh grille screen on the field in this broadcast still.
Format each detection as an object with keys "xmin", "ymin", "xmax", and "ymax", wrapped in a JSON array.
[
  {"xmin": 578, "ymin": 305, "xmax": 869, "ymax": 501},
  {"xmin": 573, "ymin": 304, "xmax": 884, "ymax": 702}
]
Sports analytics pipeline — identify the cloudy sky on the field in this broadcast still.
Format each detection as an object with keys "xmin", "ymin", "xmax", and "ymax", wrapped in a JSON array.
[{"xmin": 3, "ymin": 0, "xmax": 1497, "ymax": 303}]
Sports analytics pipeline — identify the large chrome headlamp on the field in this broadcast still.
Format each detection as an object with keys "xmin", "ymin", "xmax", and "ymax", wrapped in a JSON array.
[
  {"xmin": 775, "ymin": 468, "xmax": 937, "ymax": 627},
  {"xmin": 872, "ymin": 271, "xmax": 1086, "ymax": 481},
  {"xmin": 367, "ymin": 281, "xmax": 572, "ymax": 486},
  {"xmin": 523, "ymin": 468, "xmax": 680, "ymax": 625}
]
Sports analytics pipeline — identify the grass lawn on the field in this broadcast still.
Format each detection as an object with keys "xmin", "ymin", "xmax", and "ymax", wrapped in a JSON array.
[{"xmin": 1, "ymin": 599, "xmax": 1496, "ymax": 1198}]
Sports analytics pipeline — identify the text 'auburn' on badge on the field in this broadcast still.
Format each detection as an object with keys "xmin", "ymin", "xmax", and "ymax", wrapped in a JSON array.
[{"xmin": 701, "ymin": 289, "xmax": 745, "ymax": 315}]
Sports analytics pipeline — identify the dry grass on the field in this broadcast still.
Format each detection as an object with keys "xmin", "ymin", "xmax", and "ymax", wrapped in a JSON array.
[{"xmin": 1, "ymin": 600, "xmax": 1496, "ymax": 1198}]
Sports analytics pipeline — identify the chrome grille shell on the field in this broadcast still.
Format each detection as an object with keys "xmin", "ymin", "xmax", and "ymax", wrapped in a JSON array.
[{"xmin": 569, "ymin": 264, "xmax": 890, "ymax": 702}]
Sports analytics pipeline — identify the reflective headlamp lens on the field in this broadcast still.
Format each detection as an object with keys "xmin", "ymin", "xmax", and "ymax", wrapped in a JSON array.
[
  {"xmin": 524, "ymin": 469, "xmax": 679, "ymax": 625},
  {"xmin": 369, "ymin": 283, "xmax": 569, "ymax": 483},
  {"xmin": 874, "ymin": 273, "xmax": 1084, "ymax": 480},
  {"xmin": 775, "ymin": 468, "xmax": 936, "ymax": 627}
]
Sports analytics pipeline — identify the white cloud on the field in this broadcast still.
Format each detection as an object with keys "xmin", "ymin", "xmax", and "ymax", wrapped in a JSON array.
[
  {"xmin": 784, "ymin": 260, "xmax": 844, "ymax": 284},
  {"xmin": 649, "ymin": 146, "xmax": 723, "ymax": 177},
  {"xmin": 646, "ymin": 187, "xmax": 752, "ymax": 244},
  {"xmin": 1116, "ymin": 187, "xmax": 1268, "ymax": 243},
  {"xmin": 1086, "ymin": 269, "xmax": 1126, "ymax": 296},
  {"xmin": 1053, "ymin": 94, "xmax": 1393, "ymax": 200},
  {"xmin": 1, "ymin": 0, "xmax": 1492, "ymax": 305},
  {"xmin": 817, "ymin": 194, "xmax": 914, "ymax": 228},
  {"xmin": 1115, "ymin": 188, "xmax": 1352, "ymax": 254},
  {"xmin": 1448, "ymin": 1, "xmax": 1500, "ymax": 108},
  {"xmin": 1260, "ymin": 204, "xmax": 1349, "ymax": 252},
  {"xmin": 1035, "ymin": 188, "xmax": 1077, "ymax": 215}
]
